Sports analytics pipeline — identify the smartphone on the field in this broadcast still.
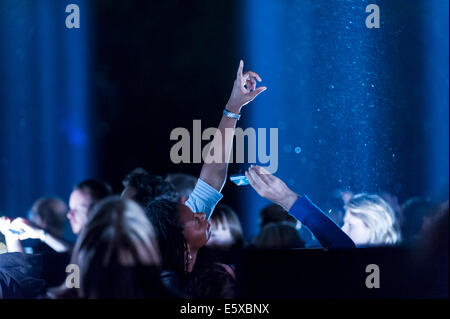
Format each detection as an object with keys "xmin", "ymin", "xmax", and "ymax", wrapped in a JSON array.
[
  {"xmin": 230, "ymin": 174, "xmax": 250, "ymax": 186},
  {"xmin": 8, "ymin": 228, "xmax": 25, "ymax": 235}
]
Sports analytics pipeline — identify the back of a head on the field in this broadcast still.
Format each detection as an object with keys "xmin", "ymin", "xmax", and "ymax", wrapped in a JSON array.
[
  {"xmin": 187, "ymin": 262, "xmax": 236, "ymax": 299},
  {"xmin": 30, "ymin": 198, "xmax": 68, "ymax": 237},
  {"xmin": 123, "ymin": 168, "xmax": 178, "ymax": 206},
  {"xmin": 401, "ymin": 197, "xmax": 436, "ymax": 246},
  {"xmin": 165, "ymin": 173, "xmax": 197, "ymax": 201},
  {"xmin": 76, "ymin": 179, "xmax": 113, "ymax": 203},
  {"xmin": 419, "ymin": 200, "xmax": 449, "ymax": 257},
  {"xmin": 145, "ymin": 199, "xmax": 187, "ymax": 275},
  {"xmin": 260, "ymin": 204, "xmax": 298, "ymax": 230},
  {"xmin": 209, "ymin": 204, "xmax": 244, "ymax": 249},
  {"xmin": 72, "ymin": 197, "xmax": 162, "ymax": 298},
  {"xmin": 414, "ymin": 201, "xmax": 449, "ymax": 297},
  {"xmin": 252, "ymin": 222, "xmax": 305, "ymax": 249},
  {"xmin": 345, "ymin": 193, "xmax": 401, "ymax": 246}
]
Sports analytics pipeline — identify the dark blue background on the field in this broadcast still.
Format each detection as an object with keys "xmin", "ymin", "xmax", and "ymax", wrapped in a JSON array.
[{"xmin": 0, "ymin": 0, "xmax": 448, "ymax": 240}]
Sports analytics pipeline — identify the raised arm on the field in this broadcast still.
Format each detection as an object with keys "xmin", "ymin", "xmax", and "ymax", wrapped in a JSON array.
[
  {"xmin": 246, "ymin": 166, "xmax": 355, "ymax": 249},
  {"xmin": 199, "ymin": 60, "xmax": 266, "ymax": 191},
  {"xmin": 0, "ymin": 217, "xmax": 71, "ymax": 253},
  {"xmin": 13, "ymin": 218, "xmax": 72, "ymax": 253}
]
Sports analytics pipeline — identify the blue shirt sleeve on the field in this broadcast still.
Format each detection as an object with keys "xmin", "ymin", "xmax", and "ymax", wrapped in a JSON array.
[
  {"xmin": 289, "ymin": 195, "xmax": 355, "ymax": 249},
  {"xmin": 185, "ymin": 178, "xmax": 223, "ymax": 218}
]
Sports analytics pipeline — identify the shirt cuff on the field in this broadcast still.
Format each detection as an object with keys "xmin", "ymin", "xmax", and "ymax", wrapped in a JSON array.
[{"xmin": 185, "ymin": 178, "xmax": 223, "ymax": 218}]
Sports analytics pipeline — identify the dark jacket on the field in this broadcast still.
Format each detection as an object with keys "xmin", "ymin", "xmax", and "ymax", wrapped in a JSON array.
[{"xmin": 0, "ymin": 252, "xmax": 46, "ymax": 298}]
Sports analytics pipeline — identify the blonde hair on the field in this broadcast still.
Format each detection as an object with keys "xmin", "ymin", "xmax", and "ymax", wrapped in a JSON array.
[
  {"xmin": 345, "ymin": 193, "xmax": 401, "ymax": 245},
  {"xmin": 209, "ymin": 204, "xmax": 244, "ymax": 249},
  {"xmin": 72, "ymin": 197, "xmax": 161, "ymax": 298}
]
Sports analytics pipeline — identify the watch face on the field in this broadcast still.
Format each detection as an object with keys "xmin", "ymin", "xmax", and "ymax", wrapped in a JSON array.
[{"xmin": 224, "ymin": 110, "xmax": 240, "ymax": 119}]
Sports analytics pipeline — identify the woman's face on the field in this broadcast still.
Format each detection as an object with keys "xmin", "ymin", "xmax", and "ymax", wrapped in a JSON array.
[
  {"xmin": 341, "ymin": 211, "xmax": 372, "ymax": 246},
  {"xmin": 67, "ymin": 189, "xmax": 92, "ymax": 234},
  {"xmin": 178, "ymin": 204, "xmax": 211, "ymax": 251}
]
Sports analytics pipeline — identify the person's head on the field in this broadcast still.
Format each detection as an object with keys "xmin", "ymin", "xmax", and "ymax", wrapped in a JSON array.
[
  {"xmin": 121, "ymin": 168, "xmax": 178, "ymax": 206},
  {"xmin": 418, "ymin": 200, "xmax": 449, "ymax": 259},
  {"xmin": 165, "ymin": 173, "xmax": 197, "ymax": 203},
  {"xmin": 178, "ymin": 204, "xmax": 211, "ymax": 253},
  {"xmin": 342, "ymin": 193, "xmax": 401, "ymax": 246},
  {"xmin": 29, "ymin": 198, "xmax": 68, "ymax": 237},
  {"xmin": 145, "ymin": 199, "xmax": 210, "ymax": 274},
  {"xmin": 186, "ymin": 263, "xmax": 236, "ymax": 298},
  {"xmin": 259, "ymin": 204, "xmax": 300, "ymax": 230},
  {"xmin": 400, "ymin": 197, "xmax": 437, "ymax": 246},
  {"xmin": 67, "ymin": 179, "xmax": 112, "ymax": 234},
  {"xmin": 412, "ymin": 200, "xmax": 449, "ymax": 297},
  {"xmin": 71, "ymin": 197, "xmax": 162, "ymax": 298},
  {"xmin": 252, "ymin": 222, "xmax": 304, "ymax": 249},
  {"xmin": 206, "ymin": 204, "xmax": 244, "ymax": 249}
]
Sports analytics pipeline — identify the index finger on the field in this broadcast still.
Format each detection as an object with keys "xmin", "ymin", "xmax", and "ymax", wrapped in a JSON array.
[
  {"xmin": 253, "ymin": 165, "xmax": 273, "ymax": 184},
  {"xmin": 248, "ymin": 166, "xmax": 268, "ymax": 188},
  {"xmin": 255, "ymin": 165, "xmax": 271, "ymax": 175},
  {"xmin": 245, "ymin": 170, "xmax": 264, "ymax": 195},
  {"xmin": 237, "ymin": 60, "xmax": 244, "ymax": 78}
]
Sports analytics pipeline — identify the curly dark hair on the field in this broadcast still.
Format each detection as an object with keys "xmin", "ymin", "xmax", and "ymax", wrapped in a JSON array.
[
  {"xmin": 144, "ymin": 199, "xmax": 187, "ymax": 276},
  {"xmin": 122, "ymin": 168, "xmax": 178, "ymax": 207}
]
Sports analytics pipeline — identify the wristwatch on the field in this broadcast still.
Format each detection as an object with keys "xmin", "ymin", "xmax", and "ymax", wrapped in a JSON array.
[{"xmin": 223, "ymin": 109, "xmax": 241, "ymax": 120}]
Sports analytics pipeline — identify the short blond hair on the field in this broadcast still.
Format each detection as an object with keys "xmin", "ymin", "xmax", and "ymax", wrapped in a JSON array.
[{"xmin": 345, "ymin": 193, "xmax": 401, "ymax": 245}]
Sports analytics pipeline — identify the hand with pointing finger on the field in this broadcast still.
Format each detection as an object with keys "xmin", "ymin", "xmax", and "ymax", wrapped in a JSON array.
[{"xmin": 225, "ymin": 60, "xmax": 267, "ymax": 113}]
